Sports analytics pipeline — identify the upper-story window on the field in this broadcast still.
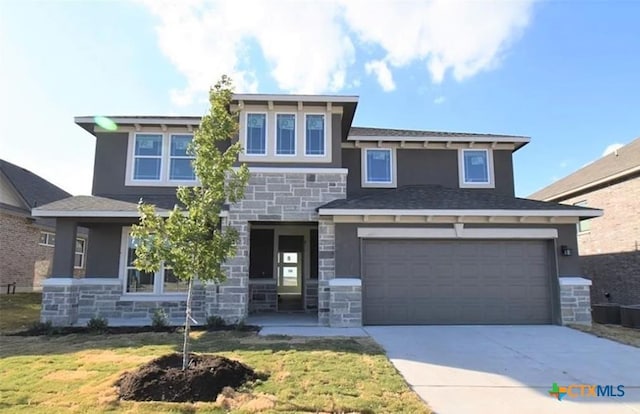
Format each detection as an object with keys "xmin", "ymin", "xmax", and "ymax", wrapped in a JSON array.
[
  {"xmin": 362, "ymin": 148, "xmax": 397, "ymax": 188},
  {"xmin": 276, "ymin": 113, "xmax": 296, "ymax": 155},
  {"xmin": 246, "ymin": 113, "xmax": 267, "ymax": 155},
  {"xmin": 305, "ymin": 114, "xmax": 325, "ymax": 156},
  {"xmin": 239, "ymin": 107, "xmax": 332, "ymax": 163},
  {"xmin": 458, "ymin": 149, "xmax": 494, "ymax": 188},
  {"xmin": 134, "ymin": 134, "xmax": 163, "ymax": 180},
  {"xmin": 127, "ymin": 132, "xmax": 196, "ymax": 185},
  {"xmin": 170, "ymin": 135, "xmax": 196, "ymax": 180}
]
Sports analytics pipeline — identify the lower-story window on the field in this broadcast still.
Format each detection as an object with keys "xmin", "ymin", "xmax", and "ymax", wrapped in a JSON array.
[{"xmin": 122, "ymin": 231, "xmax": 187, "ymax": 294}]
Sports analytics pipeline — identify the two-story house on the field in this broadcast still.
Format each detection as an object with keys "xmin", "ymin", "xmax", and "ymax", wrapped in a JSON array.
[{"xmin": 33, "ymin": 94, "xmax": 601, "ymax": 327}]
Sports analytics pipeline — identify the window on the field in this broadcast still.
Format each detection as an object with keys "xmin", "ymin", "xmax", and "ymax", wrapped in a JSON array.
[
  {"xmin": 276, "ymin": 114, "xmax": 296, "ymax": 155},
  {"xmin": 122, "ymin": 232, "xmax": 187, "ymax": 295},
  {"xmin": 305, "ymin": 114, "xmax": 325, "ymax": 155},
  {"xmin": 169, "ymin": 134, "xmax": 195, "ymax": 180},
  {"xmin": 459, "ymin": 149, "xmax": 494, "ymax": 187},
  {"xmin": 246, "ymin": 113, "xmax": 267, "ymax": 155},
  {"xmin": 128, "ymin": 133, "xmax": 196, "ymax": 184},
  {"xmin": 575, "ymin": 201, "xmax": 591, "ymax": 233},
  {"xmin": 39, "ymin": 232, "xmax": 55, "ymax": 247},
  {"xmin": 133, "ymin": 134, "xmax": 163, "ymax": 180},
  {"xmin": 362, "ymin": 148, "xmax": 396, "ymax": 187},
  {"xmin": 74, "ymin": 238, "xmax": 86, "ymax": 269}
]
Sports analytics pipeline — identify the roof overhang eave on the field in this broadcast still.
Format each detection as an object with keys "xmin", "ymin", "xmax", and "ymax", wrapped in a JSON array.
[{"xmin": 318, "ymin": 208, "xmax": 603, "ymax": 218}]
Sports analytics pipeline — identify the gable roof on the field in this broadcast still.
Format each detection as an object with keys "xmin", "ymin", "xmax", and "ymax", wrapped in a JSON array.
[
  {"xmin": 529, "ymin": 137, "xmax": 640, "ymax": 201},
  {"xmin": 31, "ymin": 195, "xmax": 171, "ymax": 218},
  {"xmin": 319, "ymin": 185, "xmax": 601, "ymax": 219},
  {"xmin": 0, "ymin": 159, "xmax": 71, "ymax": 209}
]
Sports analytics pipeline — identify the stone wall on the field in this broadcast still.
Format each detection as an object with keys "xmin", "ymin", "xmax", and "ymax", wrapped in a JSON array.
[
  {"xmin": 41, "ymin": 279, "xmax": 208, "ymax": 326},
  {"xmin": 305, "ymin": 279, "xmax": 319, "ymax": 310},
  {"xmin": 563, "ymin": 176, "xmax": 640, "ymax": 305},
  {"xmin": 226, "ymin": 170, "xmax": 346, "ymax": 323},
  {"xmin": 559, "ymin": 277, "xmax": 592, "ymax": 325},
  {"xmin": 328, "ymin": 278, "xmax": 362, "ymax": 327}
]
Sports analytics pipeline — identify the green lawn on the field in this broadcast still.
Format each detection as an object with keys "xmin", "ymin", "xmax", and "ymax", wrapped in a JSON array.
[
  {"xmin": 0, "ymin": 293, "xmax": 42, "ymax": 333},
  {"xmin": 570, "ymin": 322, "xmax": 640, "ymax": 348},
  {"xmin": 0, "ymin": 330, "xmax": 430, "ymax": 413}
]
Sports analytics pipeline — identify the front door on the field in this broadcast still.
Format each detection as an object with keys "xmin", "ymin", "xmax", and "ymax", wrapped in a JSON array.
[{"xmin": 277, "ymin": 235, "xmax": 304, "ymax": 311}]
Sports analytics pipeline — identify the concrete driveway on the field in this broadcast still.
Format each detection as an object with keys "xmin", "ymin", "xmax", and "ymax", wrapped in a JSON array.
[{"xmin": 366, "ymin": 326, "xmax": 640, "ymax": 414}]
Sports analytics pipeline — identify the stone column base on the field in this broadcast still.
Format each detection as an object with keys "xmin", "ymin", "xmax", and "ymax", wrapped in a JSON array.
[
  {"xmin": 560, "ymin": 277, "xmax": 593, "ymax": 325},
  {"xmin": 329, "ymin": 278, "xmax": 362, "ymax": 327}
]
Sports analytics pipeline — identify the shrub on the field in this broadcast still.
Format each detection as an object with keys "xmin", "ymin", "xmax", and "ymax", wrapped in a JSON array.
[
  {"xmin": 151, "ymin": 308, "xmax": 169, "ymax": 329},
  {"xmin": 28, "ymin": 321, "xmax": 61, "ymax": 336},
  {"xmin": 87, "ymin": 315, "xmax": 109, "ymax": 333},
  {"xmin": 234, "ymin": 319, "xmax": 246, "ymax": 331},
  {"xmin": 206, "ymin": 315, "xmax": 227, "ymax": 330}
]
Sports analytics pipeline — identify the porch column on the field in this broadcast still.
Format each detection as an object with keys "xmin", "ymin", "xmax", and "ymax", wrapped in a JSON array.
[
  {"xmin": 42, "ymin": 218, "xmax": 79, "ymax": 326},
  {"xmin": 318, "ymin": 217, "xmax": 336, "ymax": 326},
  {"xmin": 51, "ymin": 219, "xmax": 78, "ymax": 277}
]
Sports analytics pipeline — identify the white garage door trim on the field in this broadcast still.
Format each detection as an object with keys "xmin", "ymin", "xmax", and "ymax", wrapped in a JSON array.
[{"xmin": 357, "ymin": 226, "xmax": 558, "ymax": 239}]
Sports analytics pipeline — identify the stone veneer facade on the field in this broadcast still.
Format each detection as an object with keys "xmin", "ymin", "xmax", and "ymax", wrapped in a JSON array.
[
  {"xmin": 328, "ymin": 278, "xmax": 362, "ymax": 327},
  {"xmin": 559, "ymin": 277, "xmax": 593, "ymax": 325},
  {"xmin": 41, "ymin": 170, "xmax": 346, "ymax": 326}
]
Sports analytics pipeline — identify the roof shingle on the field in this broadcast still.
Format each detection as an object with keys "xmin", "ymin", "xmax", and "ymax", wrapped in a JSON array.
[
  {"xmin": 0, "ymin": 159, "xmax": 70, "ymax": 209},
  {"xmin": 529, "ymin": 137, "xmax": 640, "ymax": 201},
  {"xmin": 320, "ymin": 185, "xmax": 600, "ymax": 217}
]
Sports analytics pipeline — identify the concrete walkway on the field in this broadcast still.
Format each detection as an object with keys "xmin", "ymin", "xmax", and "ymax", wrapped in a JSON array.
[{"xmin": 366, "ymin": 325, "xmax": 640, "ymax": 414}]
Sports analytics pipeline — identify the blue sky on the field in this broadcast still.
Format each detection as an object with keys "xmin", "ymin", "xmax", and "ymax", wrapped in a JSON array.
[{"xmin": 0, "ymin": 0, "xmax": 638, "ymax": 197}]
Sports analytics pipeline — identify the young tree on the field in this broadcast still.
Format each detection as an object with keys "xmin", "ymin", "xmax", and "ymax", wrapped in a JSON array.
[{"xmin": 131, "ymin": 76, "xmax": 249, "ymax": 370}]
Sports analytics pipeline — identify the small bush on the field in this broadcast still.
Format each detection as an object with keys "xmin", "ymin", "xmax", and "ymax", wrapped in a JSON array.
[
  {"xmin": 87, "ymin": 315, "xmax": 109, "ymax": 333},
  {"xmin": 151, "ymin": 308, "xmax": 169, "ymax": 329},
  {"xmin": 206, "ymin": 315, "xmax": 227, "ymax": 330},
  {"xmin": 28, "ymin": 321, "xmax": 62, "ymax": 336}
]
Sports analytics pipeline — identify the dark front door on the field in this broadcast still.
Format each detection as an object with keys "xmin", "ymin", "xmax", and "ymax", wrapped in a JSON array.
[{"xmin": 277, "ymin": 235, "xmax": 304, "ymax": 311}]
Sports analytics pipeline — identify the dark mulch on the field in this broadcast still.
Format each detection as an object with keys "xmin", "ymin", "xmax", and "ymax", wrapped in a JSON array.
[
  {"xmin": 9, "ymin": 323, "xmax": 259, "ymax": 336},
  {"xmin": 116, "ymin": 353, "xmax": 260, "ymax": 402}
]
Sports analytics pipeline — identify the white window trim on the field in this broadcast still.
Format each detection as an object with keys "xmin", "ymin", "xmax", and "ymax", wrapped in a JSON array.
[
  {"xmin": 274, "ymin": 112, "xmax": 297, "ymax": 156},
  {"xmin": 39, "ymin": 231, "xmax": 55, "ymax": 247},
  {"xmin": 458, "ymin": 148, "xmax": 495, "ymax": 188},
  {"xmin": 361, "ymin": 147, "xmax": 397, "ymax": 188},
  {"xmin": 304, "ymin": 113, "xmax": 327, "ymax": 157},
  {"xmin": 118, "ymin": 227, "xmax": 187, "ymax": 297},
  {"xmin": 74, "ymin": 238, "xmax": 86, "ymax": 269},
  {"xmin": 244, "ymin": 112, "xmax": 269, "ymax": 157},
  {"xmin": 125, "ymin": 132, "xmax": 197, "ymax": 186}
]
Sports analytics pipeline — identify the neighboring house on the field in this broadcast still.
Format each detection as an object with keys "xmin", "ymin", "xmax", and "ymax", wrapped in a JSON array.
[
  {"xmin": 33, "ymin": 94, "xmax": 601, "ymax": 327},
  {"xmin": 0, "ymin": 159, "xmax": 87, "ymax": 292},
  {"xmin": 530, "ymin": 137, "xmax": 640, "ymax": 306}
]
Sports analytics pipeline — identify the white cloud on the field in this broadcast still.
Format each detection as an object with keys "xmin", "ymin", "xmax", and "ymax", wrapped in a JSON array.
[
  {"xmin": 365, "ymin": 60, "xmax": 396, "ymax": 91},
  {"xmin": 138, "ymin": 0, "xmax": 534, "ymax": 105},
  {"xmin": 433, "ymin": 96, "xmax": 446, "ymax": 104},
  {"xmin": 602, "ymin": 143, "xmax": 624, "ymax": 156}
]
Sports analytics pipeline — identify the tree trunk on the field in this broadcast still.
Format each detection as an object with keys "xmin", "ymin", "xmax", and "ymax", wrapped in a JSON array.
[{"xmin": 182, "ymin": 277, "xmax": 194, "ymax": 370}]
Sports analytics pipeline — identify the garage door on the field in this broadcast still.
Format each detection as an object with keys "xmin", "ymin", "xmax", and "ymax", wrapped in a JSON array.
[{"xmin": 362, "ymin": 239, "xmax": 552, "ymax": 325}]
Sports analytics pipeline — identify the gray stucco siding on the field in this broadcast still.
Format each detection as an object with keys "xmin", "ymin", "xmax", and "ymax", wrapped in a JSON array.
[
  {"xmin": 85, "ymin": 224, "xmax": 124, "ymax": 277},
  {"xmin": 343, "ymin": 149, "xmax": 516, "ymax": 196}
]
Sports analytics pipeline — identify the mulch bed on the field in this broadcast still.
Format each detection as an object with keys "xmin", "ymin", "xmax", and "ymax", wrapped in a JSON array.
[
  {"xmin": 116, "ymin": 353, "xmax": 261, "ymax": 402},
  {"xmin": 9, "ymin": 324, "xmax": 259, "ymax": 336}
]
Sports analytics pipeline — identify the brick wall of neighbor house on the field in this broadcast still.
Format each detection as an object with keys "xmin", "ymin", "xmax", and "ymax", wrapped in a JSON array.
[
  {"xmin": 565, "ymin": 176, "xmax": 640, "ymax": 305},
  {"xmin": 0, "ymin": 213, "xmax": 86, "ymax": 293},
  {"xmin": 223, "ymin": 171, "xmax": 345, "ymax": 324}
]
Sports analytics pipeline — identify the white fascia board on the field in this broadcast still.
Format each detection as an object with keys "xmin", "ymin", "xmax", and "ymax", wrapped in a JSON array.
[
  {"xmin": 357, "ymin": 227, "xmax": 558, "ymax": 239},
  {"xmin": 74, "ymin": 116, "xmax": 201, "ymax": 126},
  {"xmin": 31, "ymin": 210, "xmax": 170, "ymax": 218},
  {"xmin": 318, "ymin": 208, "xmax": 603, "ymax": 217},
  {"xmin": 232, "ymin": 94, "xmax": 359, "ymax": 103},
  {"xmin": 245, "ymin": 167, "xmax": 349, "ymax": 174},
  {"xmin": 347, "ymin": 135, "xmax": 530, "ymax": 143}
]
